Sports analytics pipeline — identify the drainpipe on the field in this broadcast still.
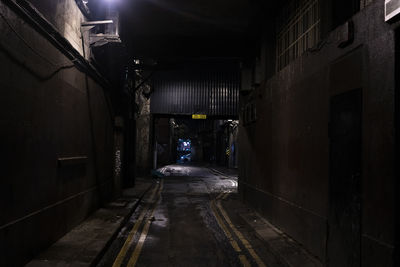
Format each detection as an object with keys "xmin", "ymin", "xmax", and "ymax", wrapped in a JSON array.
[{"xmin": 153, "ymin": 140, "xmax": 158, "ymax": 170}]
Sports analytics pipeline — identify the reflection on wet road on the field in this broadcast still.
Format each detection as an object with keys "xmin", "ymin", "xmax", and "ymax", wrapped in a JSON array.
[{"xmin": 97, "ymin": 165, "xmax": 266, "ymax": 267}]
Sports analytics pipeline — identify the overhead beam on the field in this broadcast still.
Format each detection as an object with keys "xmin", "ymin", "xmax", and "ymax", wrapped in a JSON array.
[{"xmin": 81, "ymin": 20, "xmax": 113, "ymax": 27}]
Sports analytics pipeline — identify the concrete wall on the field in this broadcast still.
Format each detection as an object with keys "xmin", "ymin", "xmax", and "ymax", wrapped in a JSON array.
[
  {"xmin": 28, "ymin": 0, "xmax": 90, "ymax": 57},
  {"xmin": 239, "ymin": 0, "xmax": 395, "ymax": 265},
  {"xmin": 135, "ymin": 84, "xmax": 152, "ymax": 175},
  {"xmin": 0, "ymin": 2, "xmax": 114, "ymax": 266}
]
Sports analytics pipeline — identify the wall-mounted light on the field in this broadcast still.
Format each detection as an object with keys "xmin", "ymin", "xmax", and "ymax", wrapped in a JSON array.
[
  {"xmin": 80, "ymin": 20, "xmax": 121, "ymax": 47},
  {"xmin": 81, "ymin": 20, "xmax": 114, "ymax": 29}
]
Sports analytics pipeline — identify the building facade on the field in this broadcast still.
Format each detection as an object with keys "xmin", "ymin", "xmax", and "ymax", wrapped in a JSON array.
[{"xmin": 239, "ymin": 0, "xmax": 398, "ymax": 265}]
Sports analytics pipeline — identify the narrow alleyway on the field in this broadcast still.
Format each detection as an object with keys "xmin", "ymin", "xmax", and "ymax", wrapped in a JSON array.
[
  {"xmin": 2, "ymin": 0, "xmax": 398, "ymax": 266},
  {"xmin": 97, "ymin": 165, "xmax": 279, "ymax": 267}
]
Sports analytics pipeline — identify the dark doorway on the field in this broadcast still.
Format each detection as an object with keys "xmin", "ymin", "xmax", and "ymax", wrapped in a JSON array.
[
  {"xmin": 328, "ymin": 89, "xmax": 362, "ymax": 267},
  {"xmin": 177, "ymin": 139, "xmax": 192, "ymax": 163}
]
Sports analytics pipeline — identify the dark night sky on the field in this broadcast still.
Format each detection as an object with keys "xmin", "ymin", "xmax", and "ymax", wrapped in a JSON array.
[{"xmin": 92, "ymin": 0, "xmax": 284, "ymax": 58}]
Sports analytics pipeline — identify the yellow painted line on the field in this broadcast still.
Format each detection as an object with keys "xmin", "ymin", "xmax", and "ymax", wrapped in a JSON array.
[
  {"xmin": 216, "ymin": 192, "xmax": 225, "ymax": 200},
  {"xmin": 112, "ymin": 182, "xmax": 160, "ymax": 267},
  {"xmin": 239, "ymin": 254, "xmax": 252, "ymax": 267},
  {"xmin": 127, "ymin": 180, "xmax": 164, "ymax": 267},
  {"xmin": 216, "ymin": 201, "xmax": 267, "ymax": 267},
  {"xmin": 210, "ymin": 200, "xmax": 242, "ymax": 252}
]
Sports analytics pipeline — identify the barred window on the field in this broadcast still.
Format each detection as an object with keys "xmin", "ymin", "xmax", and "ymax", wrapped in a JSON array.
[{"xmin": 276, "ymin": 0, "xmax": 321, "ymax": 71}]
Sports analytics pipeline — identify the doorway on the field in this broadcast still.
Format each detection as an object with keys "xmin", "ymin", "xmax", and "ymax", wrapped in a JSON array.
[{"xmin": 328, "ymin": 88, "xmax": 362, "ymax": 267}]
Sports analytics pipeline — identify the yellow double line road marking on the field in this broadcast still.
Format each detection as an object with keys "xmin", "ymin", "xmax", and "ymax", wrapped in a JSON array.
[
  {"xmin": 239, "ymin": 254, "xmax": 252, "ymax": 267},
  {"xmin": 211, "ymin": 192, "xmax": 267, "ymax": 267},
  {"xmin": 216, "ymin": 191, "xmax": 232, "ymax": 200},
  {"xmin": 216, "ymin": 192, "xmax": 225, "ymax": 200},
  {"xmin": 112, "ymin": 180, "xmax": 163, "ymax": 267},
  {"xmin": 210, "ymin": 199, "xmax": 242, "ymax": 253},
  {"xmin": 216, "ymin": 200, "xmax": 266, "ymax": 267},
  {"xmin": 127, "ymin": 181, "xmax": 163, "ymax": 266}
]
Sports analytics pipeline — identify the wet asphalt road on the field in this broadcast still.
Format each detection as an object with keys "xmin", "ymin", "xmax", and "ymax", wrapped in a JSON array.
[{"xmin": 97, "ymin": 165, "xmax": 275, "ymax": 267}]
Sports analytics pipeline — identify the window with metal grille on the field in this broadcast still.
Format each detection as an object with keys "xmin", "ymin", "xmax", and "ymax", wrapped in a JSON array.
[{"xmin": 276, "ymin": 0, "xmax": 321, "ymax": 71}]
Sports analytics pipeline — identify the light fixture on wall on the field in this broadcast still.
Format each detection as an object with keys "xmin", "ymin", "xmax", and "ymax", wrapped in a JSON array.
[
  {"xmin": 81, "ymin": 20, "xmax": 114, "ymax": 29},
  {"xmin": 81, "ymin": 20, "xmax": 121, "ymax": 47}
]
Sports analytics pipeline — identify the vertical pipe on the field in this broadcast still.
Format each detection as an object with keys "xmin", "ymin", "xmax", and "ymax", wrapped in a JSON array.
[
  {"xmin": 395, "ymin": 28, "xmax": 400, "ymax": 267},
  {"xmin": 153, "ymin": 140, "xmax": 158, "ymax": 170}
]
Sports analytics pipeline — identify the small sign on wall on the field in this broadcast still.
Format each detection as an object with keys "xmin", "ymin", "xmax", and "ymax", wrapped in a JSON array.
[
  {"xmin": 192, "ymin": 114, "xmax": 207, "ymax": 119},
  {"xmin": 385, "ymin": 0, "xmax": 400, "ymax": 22}
]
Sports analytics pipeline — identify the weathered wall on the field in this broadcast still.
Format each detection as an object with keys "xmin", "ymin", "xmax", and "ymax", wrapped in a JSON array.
[
  {"xmin": 239, "ymin": 0, "xmax": 395, "ymax": 265},
  {"xmin": 28, "ymin": 0, "xmax": 90, "ymax": 57},
  {"xmin": 0, "ymin": 2, "xmax": 114, "ymax": 266},
  {"xmin": 135, "ymin": 84, "xmax": 152, "ymax": 175}
]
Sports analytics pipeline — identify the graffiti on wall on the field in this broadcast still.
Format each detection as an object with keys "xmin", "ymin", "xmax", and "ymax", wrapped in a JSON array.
[{"xmin": 114, "ymin": 149, "xmax": 122, "ymax": 178}]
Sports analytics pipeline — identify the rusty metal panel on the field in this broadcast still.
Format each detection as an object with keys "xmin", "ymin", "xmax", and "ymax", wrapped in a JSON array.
[{"xmin": 150, "ymin": 69, "xmax": 239, "ymax": 117}]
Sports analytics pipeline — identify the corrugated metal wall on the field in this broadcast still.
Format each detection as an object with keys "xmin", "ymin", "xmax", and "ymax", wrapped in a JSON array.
[{"xmin": 150, "ymin": 69, "xmax": 240, "ymax": 117}]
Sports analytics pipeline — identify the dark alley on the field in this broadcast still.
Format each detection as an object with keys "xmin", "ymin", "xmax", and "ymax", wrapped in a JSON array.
[{"xmin": 1, "ymin": 0, "xmax": 399, "ymax": 266}]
